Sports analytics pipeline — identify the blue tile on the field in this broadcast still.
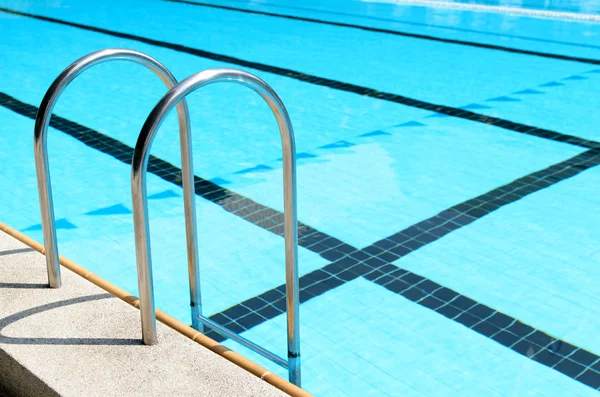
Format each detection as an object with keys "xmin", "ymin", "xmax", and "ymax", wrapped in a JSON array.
[
  {"xmin": 394, "ymin": 121, "xmax": 426, "ymax": 127},
  {"xmin": 234, "ymin": 164, "xmax": 273, "ymax": 174},
  {"xmin": 513, "ymin": 88, "xmax": 544, "ymax": 95},
  {"xmin": 85, "ymin": 203, "xmax": 131, "ymax": 216},
  {"xmin": 22, "ymin": 218, "xmax": 77, "ymax": 231},
  {"xmin": 148, "ymin": 189, "xmax": 180, "ymax": 200},
  {"xmin": 486, "ymin": 96, "xmax": 521, "ymax": 102},
  {"xmin": 209, "ymin": 177, "xmax": 231, "ymax": 185},
  {"xmin": 359, "ymin": 130, "xmax": 392, "ymax": 137},
  {"xmin": 562, "ymin": 75, "xmax": 588, "ymax": 81},
  {"xmin": 56, "ymin": 219, "xmax": 77, "ymax": 229},
  {"xmin": 22, "ymin": 223, "xmax": 42, "ymax": 231},
  {"xmin": 319, "ymin": 140, "xmax": 355, "ymax": 149},
  {"xmin": 461, "ymin": 103, "xmax": 492, "ymax": 110},
  {"xmin": 297, "ymin": 152, "xmax": 318, "ymax": 159},
  {"xmin": 538, "ymin": 81, "xmax": 564, "ymax": 87},
  {"xmin": 426, "ymin": 112, "xmax": 450, "ymax": 118}
]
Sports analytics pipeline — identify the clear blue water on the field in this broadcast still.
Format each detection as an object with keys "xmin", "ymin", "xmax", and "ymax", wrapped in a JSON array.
[{"xmin": 0, "ymin": 0, "xmax": 599, "ymax": 395}]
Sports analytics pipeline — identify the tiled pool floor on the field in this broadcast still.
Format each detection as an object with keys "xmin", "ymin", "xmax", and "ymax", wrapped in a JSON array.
[{"xmin": 1, "ymin": 0, "xmax": 600, "ymax": 395}]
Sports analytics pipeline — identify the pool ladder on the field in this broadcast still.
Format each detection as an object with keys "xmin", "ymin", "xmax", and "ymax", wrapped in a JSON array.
[{"xmin": 33, "ymin": 49, "xmax": 301, "ymax": 386}]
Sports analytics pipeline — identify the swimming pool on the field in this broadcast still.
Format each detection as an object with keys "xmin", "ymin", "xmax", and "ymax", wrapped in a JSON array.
[{"xmin": 0, "ymin": 0, "xmax": 599, "ymax": 394}]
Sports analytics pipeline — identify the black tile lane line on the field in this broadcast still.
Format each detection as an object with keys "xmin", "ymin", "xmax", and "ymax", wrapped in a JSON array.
[
  {"xmin": 165, "ymin": 0, "xmax": 600, "ymax": 66},
  {"xmin": 1, "ymin": 7, "xmax": 599, "ymax": 151},
  {"xmin": 203, "ymin": 149, "xmax": 600, "ymax": 390},
  {"xmin": 2, "ymin": 92, "xmax": 600, "ymax": 388},
  {"xmin": 0, "ymin": 91, "xmax": 352, "ymax": 260}
]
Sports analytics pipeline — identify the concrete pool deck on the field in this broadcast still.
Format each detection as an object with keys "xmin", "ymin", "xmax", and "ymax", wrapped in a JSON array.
[{"xmin": 0, "ymin": 228, "xmax": 291, "ymax": 397}]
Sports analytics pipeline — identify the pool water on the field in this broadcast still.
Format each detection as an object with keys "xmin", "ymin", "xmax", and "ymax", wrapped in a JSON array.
[{"xmin": 0, "ymin": 0, "xmax": 599, "ymax": 395}]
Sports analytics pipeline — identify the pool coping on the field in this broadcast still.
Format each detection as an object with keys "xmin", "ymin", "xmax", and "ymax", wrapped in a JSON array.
[{"xmin": 0, "ymin": 220, "xmax": 311, "ymax": 397}]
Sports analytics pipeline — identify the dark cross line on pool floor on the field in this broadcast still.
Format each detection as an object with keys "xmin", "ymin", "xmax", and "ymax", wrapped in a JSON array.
[
  {"xmin": 1, "ymin": 92, "xmax": 599, "ymax": 389},
  {"xmin": 165, "ymin": 0, "xmax": 600, "ymax": 66},
  {"xmin": 205, "ymin": 148, "xmax": 600, "ymax": 391},
  {"xmin": 1, "ymin": 7, "xmax": 599, "ymax": 152}
]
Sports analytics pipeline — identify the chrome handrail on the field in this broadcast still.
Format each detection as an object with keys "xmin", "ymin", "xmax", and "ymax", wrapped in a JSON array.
[
  {"xmin": 34, "ymin": 49, "xmax": 202, "ymax": 335},
  {"xmin": 131, "ymin": 68, "xmax": 301, "ymax": 386}
]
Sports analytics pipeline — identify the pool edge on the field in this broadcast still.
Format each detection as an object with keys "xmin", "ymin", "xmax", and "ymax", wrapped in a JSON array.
[{"xmin": 0, "ymin": 220, "xmax": 311, "ymax": 397}]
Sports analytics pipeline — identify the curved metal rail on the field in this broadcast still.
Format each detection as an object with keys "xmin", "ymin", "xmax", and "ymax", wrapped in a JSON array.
[
  {"xmin": 131, "ymin": 68, "xmax": 300, "ymax": 385},
  {"xmin": 34, "ymin": 48, "xmax": 202, "ymax": 332}
]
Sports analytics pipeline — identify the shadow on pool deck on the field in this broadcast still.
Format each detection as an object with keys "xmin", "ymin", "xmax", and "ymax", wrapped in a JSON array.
[
  {"xmin": 0, "ymin": 229, "xmax": 288, "ymax": 397},
  {"xmin": 0, "ymin": 248, "xmax": 34, "ymax": 257},
  {"xmin": 0, "ymin": 293, "xmax": 140, "ymax": 346}
]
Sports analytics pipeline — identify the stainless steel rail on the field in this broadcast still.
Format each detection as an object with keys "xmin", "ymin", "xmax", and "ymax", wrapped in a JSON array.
[
  {"xmin": 131, "ymin": 68, "xmax": 301, "ymax": 385},
  {"xmin": 34, "ymin": 49, "xmax": 202, "ymax": 337}
]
